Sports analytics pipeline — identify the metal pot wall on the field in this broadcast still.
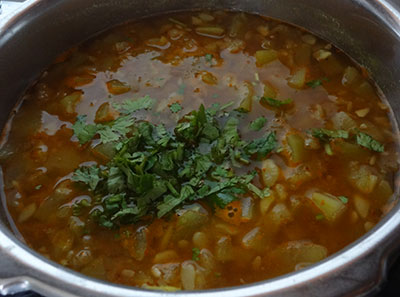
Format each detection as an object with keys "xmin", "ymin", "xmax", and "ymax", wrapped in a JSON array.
[{"xmin": 1, "ymin": 0, "xmax": 400, "ymax": 296}]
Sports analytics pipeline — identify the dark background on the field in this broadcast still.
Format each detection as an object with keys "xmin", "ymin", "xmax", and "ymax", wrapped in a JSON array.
[{"xmin": 5, "ymin": 258, "xmax": 400, "ymax": 297}]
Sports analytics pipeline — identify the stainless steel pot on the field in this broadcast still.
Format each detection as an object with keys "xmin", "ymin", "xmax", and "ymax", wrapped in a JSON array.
[{"xmin": 1, "ymin": 0, "xmax": 400, "ymax": 296}]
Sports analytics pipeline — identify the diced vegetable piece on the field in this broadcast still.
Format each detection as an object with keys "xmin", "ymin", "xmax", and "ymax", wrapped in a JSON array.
[
  {"xmin": 198, "ymin": 249, "xmax": 216, "ymax": 271},
  {"xmin": 288, "ymin": 165, "xmax": 313, "ymax": 188},
  {"xmin": 133, "ymin": 227, "xmax": 148, "ymax": 261},
  {"xmin": 153, "ymin": 250, "xmax": 178, "ymax": 263},
  {"xmin": 160, "ymin": 224, "xmax": 174, "ymax": 250},
  {"xmin": 215, "ymin": 236, "xmax": 233, "ymax": 262},
  {"xmin": 192, "ymin": 16, "xmax": 203, "ymax": 25},
  {"xmin": 259, "ymin": 192, "xmax": 275, "ymax": 215},
  {"xmin": 275, "ymin": 184, "xmax": 288, "ymax": 201},
  {"xmin": 175, "ymin": 209, "xmax": 209, "ymax": 239},
  {"xmin": 355, "ymin": 108, "xmax": 370, "ymax": 118},
  {"xmin": 354, "ymin": 80, "xmax": 376, "ymax": 98},
  {"xmin": 288, "ymin": 68, "xmax": 306, "ymax": 89},
  {"xmin": 287, "ymin": 134, "xmax": 307, "ymax": 163},
  {"xmin": 255, "ymin": 49, "xmax": 278, "ymax": 66},
  {"xmin": 353, "ymin": 194, "xmax": 370, "ymax": 218},
  {"xmin": 256, "ymin": 25, "xmax": 269, "ymax": 36},
  {"xmin": 60, "ymin": 91, "xmax": 82, "ymax": 116},
  {"xmin": 372, "ymin": 180, "xmax": 393, "ymax": 205},
  {"xmin": 51, "ymin": 229, "xmax": 74, "ymax": 257},
  {"xmin": 331, "ymin": 111, "xmax": 357, "ymax": 131},
  {"xmin": 201, "ymin": 71, "xmax": 218, "ymax": 85},
  {"xmin": 268, "ymin": 203, "xmax": 292, "ymax": 226},
  {"xmin": 106, "ymin": 79, "xmax": 131, "ymax": 95},
  {"xmin": 192, "ymin": 232, "xmax": 209, "ymax": 249},
  {"xmin": 181, "ymin": 262, "xmax": 196, "ymax": 290},
  {"xmin": 301, "ymin": 34, "xmax": 316, "ymax": 45},
  {"xmin": 242, "ymin": 227, "xmax": 264, "ymax": 250},
  {"xmin": 294, "ymin": 44, "xmax": 311, "ymax": 66},
  {"xmin": 342, "ymin": 66, "xmax": 361, "ymax": 86},
  {"xmin": 65, "ymin": 73, "xmax": 96, "ymax": 88},
  {"xmin": 69, "ymin": 216, "xmax": 85, "ymax": 237},
  {"xmin": 263, "ymin": 82, "xmax": 277, "ymax": 98},
  {"xmin": 35, "ymin": 181, "xmax": 74, "ymax": 222},
  {"xmin": 198, "ymin": 13, "xmax": 215, "ymax": 22},
  {"xmin": 240, "ymin": 197, "xmax": 254, "ymax": 221},
  {"xmin": 18, "ymin": 202, "xmax": 37, "ymax": 223},
  {"xmin": 71, "ymin": 249, "xmax": 93, "ymax": 269},
  {"xmin": 229, "ymin": 13, "xmax": 247, "ymax": 37},
  {"xmin": 311, "ymin": 192, "xmax": 346, "ymax": 222},
  {"xmin": 237, "ymin": 82, "xmax": 254, "ymax": 112},
  {"xmin": 95, "ymin": 102, "xmax": 119, "ymax": 123},
  {"xmin": 348, "ymin": 164, "xmax": 378, "ymax": 194},
  {"xmin": 146, "ymin": 36, "xmax": 169, "ymax": 47},
  {"xmin": 313, "ymin": 49, "xmax": 331, "ymax": 61},
  {"xmin": 261, "ymin": 159, "xmax": 280, "ymax": 187},
  {"xmin": 121, "ymin": 226, "xmax": 148, "ymax": 261},
  {"xmin": 195, "ymin": 26, "xmax": 225, "ymax": 37},
  {"xmin": 271, "ymin": 240, "xmax": 328, "ymax": 271}
]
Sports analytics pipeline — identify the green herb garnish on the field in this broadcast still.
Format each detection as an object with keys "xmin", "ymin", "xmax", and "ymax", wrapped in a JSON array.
[
  {"xmin": 261, "ymin": 97, "xmax": 293, "ymax": 108},
  {"xmin": 169, "ymin": 102, "xmax": 183, "ymax": 113},
  {"xmin": 71, "ymin": 102, "xmax": 277, "ymax": 229},
  {"xmin": 306, "ymin": 78, "xmax": 328, "ymax": 89},
  {"xmin": 192, "ymin": 247, "xmax": 201, "ymax": 261},
  {"xmin": 205, "ymin": 54, "xmax": 213, "ymax": 63},
  {"xmin": 249, "ymin": 116, "xmax": 267, "ymax": 131},
  {"xmin": 311, "ymin": 128, "xmax": 349, "ymax": 142},
  {"xmin": 338, "ymin": 196, "xmax": 349, "ymax": 204},
  {"xmin": 356, "ymin": 132, "xmax": 384, "ymax": 152},
  {"xmin": 315, "ymin": 214, "xmax": 325, "ymax": 220}
]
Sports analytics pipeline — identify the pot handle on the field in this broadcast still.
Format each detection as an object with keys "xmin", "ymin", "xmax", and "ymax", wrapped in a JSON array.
[{"xmin": 0, "ymin": 248, "xmax": 31, "ymax": 296}]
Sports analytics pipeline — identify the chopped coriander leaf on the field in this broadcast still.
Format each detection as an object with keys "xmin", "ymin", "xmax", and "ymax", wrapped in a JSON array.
[
  {"xmin": 315, "ymin": 214, "xmax": 325, "ymax": 220},
  {"xmin": 72, "ymin": 166, "xmax": 101, "ymax": 191},
  {"xmin": 113, "ymin": 95, "xmax": 155, "ymax": 114},
  {"xmin": 35, "ymin": 185, "xmax": 42, "ymax": 190},
  {"xmin": 192, "ymin": 247, "xmax": 201, "ymax": 261},
  {"xmin": 73, "ymin": 115, "xmax": 98, "ymax": 144},
  {"xmin": 306, "ymin": 78, "xmax": 328, "ymax": 89},
  {"xmin": 205, "ymin": 53, "xmax": 213, "ymax": 63},
  {"xmin": 170, "ymin": 102, "xmax": 183, "ymax": 113},
  {"xmin": 324, "ymin": 143, "xmax": 333, "ymax": 156},
  {"xmin": 261, "ymin": 97, "xmax": 293, "ymax": 108},
  {"xmin": 356, "ymin": 132, "xmax": 384, "ymax": 152},
  {"xmin": 71, "ymin": 104, "xmax": 278, "ymax": 229},
  {"xmin": 338, "ymin": 196, "xmax": 349, "ymax": 204},
  {"xmin": 249, "ymin": 116, "xmax": 267, "ymax": 131},
  {"xmin": 311, "ymin": 128, "xmax": 349, "ymax": 142},
  {"xmin": 246, "ymin": 132, "xmax": 277, "ymax": 159}
]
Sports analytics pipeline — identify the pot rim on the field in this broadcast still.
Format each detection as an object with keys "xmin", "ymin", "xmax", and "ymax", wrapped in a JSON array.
[{"xmin": 1, "ymin": 0, "xmax": 400, "ymax": 296}]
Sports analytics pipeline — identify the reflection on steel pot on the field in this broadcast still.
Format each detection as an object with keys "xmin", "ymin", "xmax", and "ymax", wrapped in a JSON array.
[{"xmin": 1, "ymin": 0, "xmax": 400, "ymax": 296}]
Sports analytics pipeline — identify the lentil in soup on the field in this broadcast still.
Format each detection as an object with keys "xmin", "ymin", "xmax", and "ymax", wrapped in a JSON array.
[{"xmin": 1, "ymin": 11, "xmax": 399, "ymax": 291}]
